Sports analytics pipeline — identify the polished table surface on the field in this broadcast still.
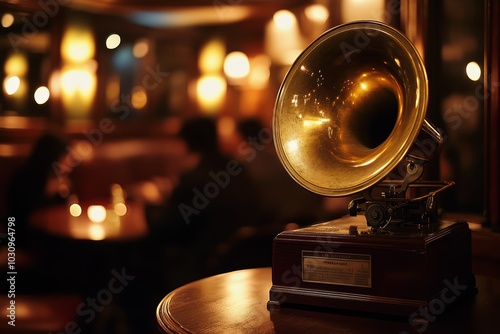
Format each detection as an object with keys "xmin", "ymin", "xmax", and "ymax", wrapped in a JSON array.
[
  {"xmin": 157, "ymin": 267, "xmax": 499, "ymax": 334},
  {"xmin": 29, "ymin": 200, "xmax": 148, "ymax": 241}
]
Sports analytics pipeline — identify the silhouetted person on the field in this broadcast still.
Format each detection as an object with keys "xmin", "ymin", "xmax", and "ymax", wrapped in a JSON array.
[
  {"xmin": 6, "ymin": 131, "xmax": 70, "ymax": 246},
  {"xmin": 147, "ymin": 117, "xmax": 264, "ymax": 286}
]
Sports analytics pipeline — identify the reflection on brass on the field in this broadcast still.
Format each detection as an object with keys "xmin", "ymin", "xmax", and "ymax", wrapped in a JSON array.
[{"xmin": 273, "ymin": 21, "xmax": 441, "ymax": 197}]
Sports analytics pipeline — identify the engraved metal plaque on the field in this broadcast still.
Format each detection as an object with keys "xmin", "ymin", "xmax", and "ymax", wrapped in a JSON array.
[{"xmin": 302, "ymin": 251, "xmax": 371, "ymax": 288}]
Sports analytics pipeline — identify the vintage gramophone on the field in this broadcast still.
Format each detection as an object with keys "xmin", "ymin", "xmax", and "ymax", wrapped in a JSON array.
[{"xmin": 267, "ymin": 21, "xmax": 476, "ymax": 316}]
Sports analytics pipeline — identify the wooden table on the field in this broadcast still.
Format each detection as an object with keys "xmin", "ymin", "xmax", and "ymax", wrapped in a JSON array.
[
  {"xmin": 157, "ymin": 267, "xmax": 500, "ymax": 334},
  {"xmin": 29, "ymin": 200, "xmax": 148, "ymax": 241}
]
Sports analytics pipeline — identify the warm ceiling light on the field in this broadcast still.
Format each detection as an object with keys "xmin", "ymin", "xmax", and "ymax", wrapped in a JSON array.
[
  {"xmin": 60, "ymin": 66, "xmax": 97, "ymax": 117},
  {"xmin": 224, "ymin": 51, "xmax": 250, "ymax": 80},
  {"xmin": 60, "ymin": 68, "xmax": 94, "ymax": 96},
  {"xmin": 34, "ymin": 86, "xmax": 50, "ymax": 104},
  {"xmin": 106, "ymin": 34, "xmax": 121, "ymax": 49},
  {"xmin": 196, "ymin": 75, "xmax": 226, "ymax": 113},
  {"xmin": 69, "ymin": 203, "xmax": 82, "ymax": 217},
  {"xmin": 466, "ymin": 62, "xmax": 481, "ymax": 81},
  {"xmin": 265, "ymin": 11, "xmax": 304, "ymax": 65},
  {"xmin": 61, "ymin": 25, "xmax": 95, "ymax": 63},
  {"xmin": 1, "ymin": 13, "xmax": 14, "ymax": 28},
  {"xmin": 4, "ymin": 76, "xmax": 20, "ymax": 95},
  {"xmin": 305, "ymin": 4, "xmax": 329, "ymax": 23},
  {"xmin": 198, "ymin": 38, "xmax": 226, "ymax": 74},
  {"xmin": 4, "ymin": 53, "xmax": 28, "ymax": 76},
  {"xmin": 273, "ymin": 10, "xmax": 296, "ymax": 30},
  {"xmin": 87, "ymin": 205, "xmax": 106, "ymax": 223}
]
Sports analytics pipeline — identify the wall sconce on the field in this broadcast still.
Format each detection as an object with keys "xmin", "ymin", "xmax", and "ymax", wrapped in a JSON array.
[
  {"xmin": 60, "ymin": 20, "xmax": 97, "ymax": 118},
  {"xmin": 198, "ymin": 38, "xmax": 226, "ymax": 74},
  {"xmin": 264, "ymin": 10, "xmax": 304, "ymax": 66},
  {"xmin": 223, "ymin": 51, "xmax": 250, "ymax": 86},
  {"xmin": 3, "ymin": 53, "xmax": 28, "ymax": 110},
  {"xmin": 466, "ymin": 61, "xmax": 481, "ymax": 81},
  {"xmin": 196, "ymin": 75, "xmax": 226, "ymax": 114}
]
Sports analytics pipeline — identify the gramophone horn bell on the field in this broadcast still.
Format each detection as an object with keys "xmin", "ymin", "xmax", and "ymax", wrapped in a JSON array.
[{"xmin": 273, "ymin": 21, "xmax": 443, "ymax": 197}]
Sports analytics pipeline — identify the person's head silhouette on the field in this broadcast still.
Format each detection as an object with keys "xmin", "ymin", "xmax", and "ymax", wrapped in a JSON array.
[{"xmin": 179, "ymin": 117, "xmax": 219, "ymax": 154}]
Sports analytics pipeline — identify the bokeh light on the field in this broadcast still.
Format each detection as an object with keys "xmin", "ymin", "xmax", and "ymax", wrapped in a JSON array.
[
  {"xmin": 106, "ymin": 34, "xmax": 121, "ymax": 50},
  {"xmin": 87, "ymin": 205, "xmax": 106, "ymax": 223},
  {"xmin": 34, "ymin": 86, "xmax": 50, "ymax": 104},
  {"xmin": 224, "ymin": 52, "xmax": 250, "ymax": 80},
  {"xmin": 466, "ymin": 62, "xmax": 481, "ymax": 81},
  {"xmin": 273, "ymin": 10, "xmax": 296, "ymax": 30}
]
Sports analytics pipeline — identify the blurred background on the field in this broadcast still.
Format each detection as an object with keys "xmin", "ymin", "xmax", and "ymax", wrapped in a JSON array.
[{"xmin": 0, "ymin": 0, "xmax": 498, "ymax": 333}]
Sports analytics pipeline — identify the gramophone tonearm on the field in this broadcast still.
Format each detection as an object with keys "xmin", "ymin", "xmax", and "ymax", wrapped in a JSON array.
[{"xmin": 348, "ymin": 168, "xmax": 456, "ymax": 230}]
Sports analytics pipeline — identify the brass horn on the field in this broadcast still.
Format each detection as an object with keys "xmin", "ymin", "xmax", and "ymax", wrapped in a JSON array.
[{"xmin": 273, "ymin": 21, "xmax": 444, "ymax": 198}]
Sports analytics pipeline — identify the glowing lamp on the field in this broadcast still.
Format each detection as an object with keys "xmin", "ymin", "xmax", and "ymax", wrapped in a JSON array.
[
  {"xmin": 87, "ymin": 205, "xmax": 106, "ymax": 223},
  {"xmin": 69, "ymin": 203, "xmax": 82, "ymax": 217},
  {"xmin": 114, "ymin": 203, "xmax": 127, "ymax": 217}
]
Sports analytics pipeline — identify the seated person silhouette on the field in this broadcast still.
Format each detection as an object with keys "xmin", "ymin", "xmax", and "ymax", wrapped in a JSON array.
[
  {"xmin": 6, "ymin": 131, "xmax": 71, "ymax": 247},
  {"xmin": 147, "ymin": 117, "xmax": 264, "ymax": 286}
]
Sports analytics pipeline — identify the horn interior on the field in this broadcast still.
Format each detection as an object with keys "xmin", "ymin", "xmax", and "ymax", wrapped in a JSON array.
[{"xmin": 273, "ymin": 21, "xmax": 430, "ymax": 197}]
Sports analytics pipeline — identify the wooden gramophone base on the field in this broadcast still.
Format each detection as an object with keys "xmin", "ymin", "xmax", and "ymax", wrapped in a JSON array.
[{"xmin": 267, "ymin": 216, "xmax": 476, "ymax": 316}]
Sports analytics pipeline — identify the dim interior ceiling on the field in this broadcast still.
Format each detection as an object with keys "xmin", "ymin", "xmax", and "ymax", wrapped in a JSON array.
[{"xmin": 3, "ymin": 0, "xmax": 312, "ymax": 27}]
